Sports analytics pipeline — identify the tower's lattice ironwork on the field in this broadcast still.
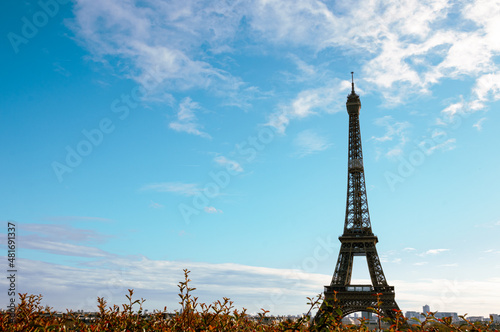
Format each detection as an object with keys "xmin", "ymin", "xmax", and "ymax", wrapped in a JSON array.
[{"xmin": 319, "ymin": 73, "xmax": 400, "ymax": 319}]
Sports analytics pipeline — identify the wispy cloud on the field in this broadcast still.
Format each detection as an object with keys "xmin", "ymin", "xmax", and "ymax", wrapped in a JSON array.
[
  {"xmin": 169, "ymin": 97, "xmax": 211, "ymax": 138},
  {"xmin": 421, "ymin": 138, "xmax": 456, "ymax": 154},
  {"xmin": 22, "ymin": 238, "xmax": 113, "ymax": 258},
  {"xmin": 250, "ymin": 0, "xmax": 500, "ymax": 106},
  {"xmin": 293, "ymin": 129, "xmax": 331, "ymax": 158},
  {"xmin": 71, "ymin": 0, "xmax": 500, "ymax": 134},
  {"xmin": 267, "ymin": 80, "xmax": 347, "ymax": 133},
  {"xmin": 149, "ymin": 201, "xmax": 164, "ymax": 209},
  {"xmin": 473, "ymin": 117, "xmax": 487, "ymax": 131},
  {"xmin": 416, "ymin": 130, "xmax": 456, "ymax": 154},
  {"xmin": 15, "ymin": 223, "xmax": 115, "ymax": 258},
  {"xmin": 71, "ymin": 0, "xmax": 237, "ymax": 92},
  {"xmin": 141, "ymin": 182, "xmax": 201, "ymax": 196},
  {"xmin": 439, "ymin": 73, "xmax": 500, "ymax": 124},
  {"xmin": 204, "ymin": 206, "xmax": 223, "ymax": 214},
  {"xmin": 21, "ymin": 223, "xmax": 110, "ymax": 244},
  {"xmin": 413, "ymin": 262, "xmax": 428, "ymax": 266},
  {"xmin": 214, "ymin": 156, "xmax": 243, "ymax": 173},
  {"xmin": 424, "ymin": 249, "xmax": 450, "ymax": 255},
  {"xmin": 283, "ymin": 54, "xmax": 318, "ymax": 82},
  {"xmin": 439, "ymin": 98, "xmax": 484, "ymax": 122},
  {"xmin": 372, "ymin": 116, "xmax": 411, "ymax": 158},
  {"xmin": 441, "ymin": 101, "xmax": 467, "ymax": 119}
]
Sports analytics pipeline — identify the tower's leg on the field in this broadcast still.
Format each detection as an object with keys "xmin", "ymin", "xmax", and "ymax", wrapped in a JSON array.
[{"xmin": 330, "ymin": 243, "xmax": 353, "ymax": 286}]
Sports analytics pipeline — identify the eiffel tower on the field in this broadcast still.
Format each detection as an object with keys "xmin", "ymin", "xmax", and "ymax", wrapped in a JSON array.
[{"xmin": 318, "ymin": 73, "xmax": 400, "ymax": 320}]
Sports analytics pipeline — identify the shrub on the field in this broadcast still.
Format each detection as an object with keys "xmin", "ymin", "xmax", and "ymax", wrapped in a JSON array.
[{"xmin": 1, "ymin": 269, "xmax": 498, "ymax": 332}]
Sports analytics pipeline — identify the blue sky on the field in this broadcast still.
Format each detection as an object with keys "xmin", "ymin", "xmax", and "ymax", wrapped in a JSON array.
[{"xmin": 1, "ymin": 0, "xmax": 500, "ymax": 316}]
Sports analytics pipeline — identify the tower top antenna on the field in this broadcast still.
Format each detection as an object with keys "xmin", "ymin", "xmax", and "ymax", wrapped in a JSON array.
[{"xmin": 351, "ymin": 72, "xmax": 355, "ymax": 94}]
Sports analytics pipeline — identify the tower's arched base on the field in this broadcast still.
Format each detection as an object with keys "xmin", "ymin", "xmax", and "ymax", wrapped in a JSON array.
[{"xmin": 316, "ymin": 285, "xmax": 400, "ymax": 321}]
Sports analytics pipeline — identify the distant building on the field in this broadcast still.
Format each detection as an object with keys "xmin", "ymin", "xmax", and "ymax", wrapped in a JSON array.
[
  {"xmin": 360, "ymin": 311, "xmax": 379, "ymax": 324},
  {"xmin": 435, "ymin": 312, "xmax": 459, "ymax": 322},
  {"xmin": 405, "ymin": 311, "xmax": 422, "ymax": 322},
  {"xmin": 362, "ymin": 311, "xmax": 373, "ymax": 320},
  {"xmin": 469, "ymin": 316, "xmax": 485, "ymax": 322},
  {"xmin": 423, "ymin": 304, "xmax": 430, "ymax": 314},
  {"xmin": 342, "ymin": 316, "xmax": 358, "ymax": 325},
  {"xmin": 491, "ymin": 314, "xmax": 500, "ymax": 323}
]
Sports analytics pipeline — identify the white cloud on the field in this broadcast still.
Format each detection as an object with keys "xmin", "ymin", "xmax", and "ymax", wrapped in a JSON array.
[
  {"xmin": 473, "ymin": 117, "xmax": 487, "ymax": 131},
  {"xmin": 441, "ymin": 101, "xmax": 466, "ymax": 119},
  {"xmin": 283, "ymin": 54, "xmax": 317, "ymax": 82},
  {"xmin": 372, "ymin": 116, "xmax": 411, "ymax": 158},
  {"xmin": 22, "ymin": 238, "xmax": 113, "ymax": 258},
  {"xmin": 74, "ymin": 0, "xmax": 500, "ymax": 91},
  {"xmin": 267, "ymin": 81, "xmax": 347, "ymax": 133},
  {"xmin": 169, "ymin": 97, "xmax": 211, "ymax": 138},
  {"xmin": 424, "ymin": 249, "xmax": 450, "ymax": 255},
  {"xmin": 19, "ymin": 223, "xmax": 114, "ymax": 257},
  {"xmin": 438, "ymin": 73, "xmax": 500, "ymax": 126},
  {"xmin": 21, "ymin": 223, "xmax": 108, "ymax": 244},
  {"xmin": 425, "ymin": 138, "xmax": 456, "ymax": 154},
  {"xmin": 293, "ymin": 129, "xmax": 331, "ymax": 157},
  {"xmin": 252, "ymin": 0, "xmax": 500, "ymax": 107},
  {"xmin": 413, "ymin": 262, "xmax": 428, "ymax": 266},
  {"xmin": 393, "ymin": 278, "xmax": 500, "ymax": 315},
  {"xmin": 71, "ymin": 0, "xmax": 240, "ymax": 92},
  {"xmin": 71, "ymin": 0, "xmax": 500, "ymax": 134},
  {"xmin": 149, "ymin": 201, "xmax": 164, "ymax": 209},
  {"xmin": 473, "ymin": 73, "xmax": 500, "ymax": 102},
  {"xmin": 204, "ymin": 206, "xmax": 223, "ymax": 214},
  {"xmin": 416, "ymin": 129, "xmax": 456, "ymax": 155},
  {"xmin": 289, "ymin": 54, "xmax": 316, "ymax": 77},
  {"xmin": 214, "ymin": 156, "xmax": 243, "ymax": 173},
  {"xmin": 141, "ymin": 182, "xmax": 201, "ymax": 196},
  {"xmin": 291, "ymin": 90, "xmax": 324, "ymax": 117}
]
